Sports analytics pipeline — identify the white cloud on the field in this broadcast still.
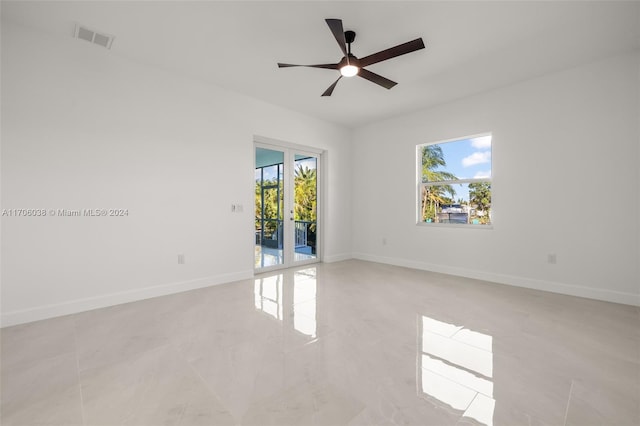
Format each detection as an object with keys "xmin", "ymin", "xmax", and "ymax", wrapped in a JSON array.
[
  {"xmin": 473, "ymin": 170, "xmax": 491, "ymax": 179},
  {"xmin": 462, "ymin": 151, "xmax": 491, "ymax": 167},
  {"xmin": 469, "ymin": 136, "xmax": 492, "ymax": 149}
]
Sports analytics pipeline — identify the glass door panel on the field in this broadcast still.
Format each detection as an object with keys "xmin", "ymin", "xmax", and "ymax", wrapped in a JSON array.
[
  {"xmin": 293, "ymin": 154, "xmax": 318, "ymax": 263},
  {"xmin": 255, "ymin": 147, "xmax": 285, "ymax": 269}
]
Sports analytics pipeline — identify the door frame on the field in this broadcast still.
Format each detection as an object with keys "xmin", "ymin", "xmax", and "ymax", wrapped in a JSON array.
[{"xmin": 253, "ymin": 135, "xmax": 324, "ymax": 272}]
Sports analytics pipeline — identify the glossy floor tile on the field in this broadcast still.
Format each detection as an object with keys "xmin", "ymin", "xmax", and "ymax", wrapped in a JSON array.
[{"xmin": 1, "ymin": 260, "xmax": 639, "ymax": 425}]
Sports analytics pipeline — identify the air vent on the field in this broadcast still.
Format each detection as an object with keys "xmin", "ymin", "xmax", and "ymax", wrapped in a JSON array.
[{"xmin": 73, "ymin": 23, "xmax": 114, "ymax": 49}]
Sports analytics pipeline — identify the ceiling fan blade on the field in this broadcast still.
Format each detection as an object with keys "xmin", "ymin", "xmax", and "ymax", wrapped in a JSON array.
[
  {"xmin": 278, "ymin": 63, "xmax": 339, "ymax": 69},
  {"xmin": 358, "ymin": 68, "xmax": 397, "ymax": 89},
  {"xmin": 359, "ymin": 38, "xmax": 425, "ymax": 68},
  {"xmin": 321, "ymin": 76, "xmax": 342, "ymax": 97},
  {"xmin": 325, "ymin": 19, "xmax": 348, "ymax": 56}
]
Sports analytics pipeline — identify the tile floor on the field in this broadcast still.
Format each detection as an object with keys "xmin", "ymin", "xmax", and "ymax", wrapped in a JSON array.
[
  {"xmin": 1, "ymin": 260, "xmax": 639, "ymax": 425},
  {"xmin": 255, "ymin": 245, "xmax": 316, "ymax": 269}
]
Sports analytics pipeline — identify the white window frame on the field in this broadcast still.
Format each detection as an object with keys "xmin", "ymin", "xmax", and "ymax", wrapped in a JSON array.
[{"xmin": 416, "ymin": 133, "xmax": 493, "ymax": 229}]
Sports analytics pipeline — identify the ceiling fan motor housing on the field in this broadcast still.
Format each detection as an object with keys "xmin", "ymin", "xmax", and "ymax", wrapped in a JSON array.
[{"xmin": 339, "ymin": 54, "xmax": 360, "ymax": 69}]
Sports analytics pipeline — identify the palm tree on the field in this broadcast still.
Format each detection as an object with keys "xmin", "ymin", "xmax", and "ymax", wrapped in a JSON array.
[
  {"xmin": 421, "ymin": 145, "xmax": 457, "ymax": 221},
  {"xmin": 294, "ymin": 164, "xmax": 317, "ymax": 230}
]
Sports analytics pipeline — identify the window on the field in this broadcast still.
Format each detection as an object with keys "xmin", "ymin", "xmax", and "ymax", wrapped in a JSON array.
[{"xmin": 417, "ymin": 134, "xmax": 492, "ymax": 226}]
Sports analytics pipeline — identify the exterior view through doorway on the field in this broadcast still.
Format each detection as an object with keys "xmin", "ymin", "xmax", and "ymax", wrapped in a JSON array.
[{"xmin": 254, "ymin": 141, "xmax": 321, "ymax": 271}]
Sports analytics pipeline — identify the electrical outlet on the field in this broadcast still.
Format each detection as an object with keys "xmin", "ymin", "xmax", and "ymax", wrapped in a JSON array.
[{"xmin": 231, "ymin": 204, "xmax": 236, "ymax": 212}]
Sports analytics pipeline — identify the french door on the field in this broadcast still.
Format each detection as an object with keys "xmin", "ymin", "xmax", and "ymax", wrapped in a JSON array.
[{"xmin": 255, "ymin": 143, "xmax": 320, "ymax": 271}]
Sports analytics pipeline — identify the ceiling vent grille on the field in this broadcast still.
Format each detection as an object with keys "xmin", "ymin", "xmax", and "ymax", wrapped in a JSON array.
[{"xmin": 73, "ymin": 23, "xmax": 114, "ymax": 49}]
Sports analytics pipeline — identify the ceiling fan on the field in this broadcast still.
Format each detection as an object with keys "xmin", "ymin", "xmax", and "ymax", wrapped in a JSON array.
[{"xmin": 278, "ymin": 18, "xmax": 425, "ymax": 97}]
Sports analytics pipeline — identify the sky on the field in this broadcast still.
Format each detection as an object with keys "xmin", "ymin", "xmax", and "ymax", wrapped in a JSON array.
[
  {"xmin": 426, "ymin": 134, "xmax": 492, "ymax": 202},
  {"xmin": 435, "ymin": 134, "xmax": 492, "ymax": 180}
]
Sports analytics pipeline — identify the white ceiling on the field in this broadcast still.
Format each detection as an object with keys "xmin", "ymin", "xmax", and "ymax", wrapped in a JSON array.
[{"xmin": 3, "ymin": 1, "xmax": 639, "ymax": 128}]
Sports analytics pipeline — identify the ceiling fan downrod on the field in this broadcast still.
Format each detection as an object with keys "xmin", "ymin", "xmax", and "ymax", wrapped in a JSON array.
[{"xmin": 345, "ymin": 30, "xmax": 356, "ymax": 55}]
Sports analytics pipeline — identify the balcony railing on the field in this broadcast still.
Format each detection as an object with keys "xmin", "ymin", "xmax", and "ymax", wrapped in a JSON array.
[
  {"xmin": 295, "ymin": 220, "xmax": 310, "ymax": 247},
  {"xmin": 255, "ymin": 219, "xmax": 315, "ymax": 254}
]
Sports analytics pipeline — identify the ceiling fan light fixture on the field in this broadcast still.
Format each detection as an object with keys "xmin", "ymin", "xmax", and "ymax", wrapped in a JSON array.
[{"xmin": 340, "ymin": 64, "xmax": 359, "ymax": 77}]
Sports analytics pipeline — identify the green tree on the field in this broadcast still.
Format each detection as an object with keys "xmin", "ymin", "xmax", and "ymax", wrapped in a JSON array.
[
  {"xmin": 469, "ymin": 182, "xmax": 491, "ymax": 223},
  {"xmin": 255, "ymin": 175, "xmax": 283, "ymax": 239},
  {"xmin": 294, "ymin": 165, "xmax": 317, "ymax": 231},
  {"xmin": 255, "ymin": 164, "xmax": 317, "ymax": 239},
  {"xmin": 421, "ymin": 145, "xmax": 457, "ymax": 221}
]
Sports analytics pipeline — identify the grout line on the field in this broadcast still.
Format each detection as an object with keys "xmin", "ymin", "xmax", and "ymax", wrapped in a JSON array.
[
  {"xmin": 563, "ymin": 379, "xmax": 575, "ymax": 426},
  {"xmin": 179, "ymin": 345, "xmax": 239, "ymax": 425},
  {"xmin": 421, "ymin": 351, "xmax": 493, "ymax": 382},
  {"xmin": 72, "ymin": 321, "xmax": 87, "ymax": 426},
  {"xmin": 459, "ymin": 392, "xmax": 479, "ymax": 424}
]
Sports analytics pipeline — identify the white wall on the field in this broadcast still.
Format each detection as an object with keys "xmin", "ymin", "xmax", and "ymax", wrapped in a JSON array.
[
  {"xmin": 1, "ymin": 22, "xmax": 353, "ymax": 326},
  {"xmin": 352, "ymin": 52, "xmax": 640, "ymax": 306}
]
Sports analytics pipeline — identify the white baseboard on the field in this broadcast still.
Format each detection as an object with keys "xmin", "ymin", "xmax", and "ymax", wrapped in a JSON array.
[
  {"xmin": 5, "ymin": 254, "xmax": 637, "ymax": 328},
  {"xmin": 323, "ymin": 253, "xmax": 353, "ymax": 263},
  {"xmin": 352, "ymin": 252, "xmax": 640, "ymax": 307},
  {"xmin": 1, "ymin": 270, "xmax": 254, "ymax": 328}
]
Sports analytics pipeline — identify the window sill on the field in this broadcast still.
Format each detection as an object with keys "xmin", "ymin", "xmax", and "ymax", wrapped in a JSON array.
[{"xmin": 416, "ymin": 222, "xmax": 493, "ymax": 230}]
